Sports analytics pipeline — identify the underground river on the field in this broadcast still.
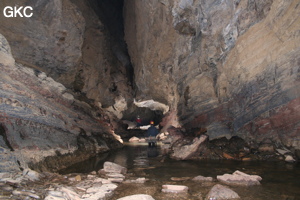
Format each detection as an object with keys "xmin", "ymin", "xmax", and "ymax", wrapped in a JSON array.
[{"xmin": 60, "ymin": 142, "xmax": 300, "ymax": 200}]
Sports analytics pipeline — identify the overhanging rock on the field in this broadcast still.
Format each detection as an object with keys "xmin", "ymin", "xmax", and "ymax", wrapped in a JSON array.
[{"xmin": 134, "ymin": 99, "xmax": 169, "ymax": 114}]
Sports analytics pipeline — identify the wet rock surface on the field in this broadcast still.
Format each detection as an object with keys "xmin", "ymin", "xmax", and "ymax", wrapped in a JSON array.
[
  {"xmin": 217, "ymin": 170, "xmax": 262, "ymax": 186},
  {"xmin": 205, "ymin": 184, "xmax": 240, "ymax": 200},
  {"xmin": 0, "ymin": 33, "xmax": 122, "ymax": 172},
  {"xmin": 124, "ymin": 0, "xmax": 300, "ymax": 152},
  {"xmin": 117, "ymin": 194, "xmax": 155, "ymax": 200},
  {"xmin": 153, "ymin": 126, "xmax": 298, "ymax": 162},
  {"xmin": 0, "ymin": 162, "xmax": 266, "ymax": 200},
  {"xmin": 0, "ymin": 0, "xmax": 136, "ymax": 139},
  {"xmin": 161, "ymin": 184, "xmax": 189, "ymax": 193},
  {"xmin": 192, "ymin": 175, "xmax": 213, "ymax": 182},
  {"xmin": 127, "ymin": 127, "xmax": 298, "ymax": 163},
  {"xmin": 2, "ymin": 143, "xmax": 300, "ymax": 200}
]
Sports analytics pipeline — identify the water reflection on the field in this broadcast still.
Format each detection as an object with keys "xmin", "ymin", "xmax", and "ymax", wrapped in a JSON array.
[
  {"xmin": 61, "ymin": 142, "xmax": 300, "ymax": 200},
  {"xmin": 147, "ymin": 147, "xmax": 159, "ymax": 158}
]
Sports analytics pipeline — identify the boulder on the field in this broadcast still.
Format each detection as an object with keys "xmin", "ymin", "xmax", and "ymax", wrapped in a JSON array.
[
  {"xmin": 22, "ymin": 169, "xmax": 40, "ymax": 181},
  {"xmin": 124, "ymin": 177, "xmax": 147, "ymax": 184},
  {"xmin": 217, "ymin": 170, "xmax": 262, "ymax": 186},
  {"xmin": 161, "ymin": 185, "xmax": 188, "ymax": 193},
  {"xmin": 82, "ymin": 183, "xmax": 118, "ymax": 200},
  {"xmin": 129, "ymin": 137, "xmax": 140, "ymax": 142},
  {"xmin": 171, "ymin": 135, "xmax": 208, "ymax": 160},
  {"xmin": 12, "ymin": 190, "xmax": 40, "ymax": 199},
  {"xmin": 285, "ymin": 155, "xmax": 296, "ymax": 163},
  {"xmin": 117, "ymin": 194, "xmax": 155, "ymax": 200},
  {"xmin": 45, "ymin": 187, "xmax": 81, "ymax": 200},
  {"xmin": 192, "ymin": 175, "xmax": 213, "ymax": 182},
  {"xmin": 205, "ymin": 184, "xmax": 240, "ymax": 200},
  {"xmin": 107, "ymin": 173, "xmax": 125, "ymax": 179},
  {"xmin": 59, "ymin": 187, "xmax": 81, "ymax": 200},
  {"xmin": 103, "ymin": 162, "xmax": 127, "ymax": 174},
  {"xmin": 276, "ymin": 148, "xmax": 291, "ymax": 155}
]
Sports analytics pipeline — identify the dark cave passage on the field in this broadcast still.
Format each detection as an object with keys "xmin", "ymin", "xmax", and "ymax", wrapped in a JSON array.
[{"xmin": 88, "ymin": 0, "xmax": 135, "ymax": 87}]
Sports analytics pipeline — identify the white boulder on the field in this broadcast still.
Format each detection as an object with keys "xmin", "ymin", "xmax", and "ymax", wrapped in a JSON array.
[
  {"xmin": 117, "ymin": 194, "xmax": 155, "ymax": 200},
  {"xmin": 217, "ymin": 170, "xmax": 262, "ymax": 186},
  {"xmin": 161, "ymin": 184, "xmax": 188, "ymax": 193},
  {"xmin": 103, "ymin": 161, "xmax": 127, "ymax": 174},
  {"xmin": 205, "ymin": 184, "xmax": 240, "ymax": 200}
]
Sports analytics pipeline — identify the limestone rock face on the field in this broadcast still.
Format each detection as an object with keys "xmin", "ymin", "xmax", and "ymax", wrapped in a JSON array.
[
  {"xmin": 0, "ymin": 0, "xmax": 85, "ymax": 84},
  {"xmin": 0, "ymin": 34, "xmax": 15, "ymax": 66},
  {"xmin": 0, "ymin": 34, "xmax": 122, "ymax": 172},
  {"xmin": 70, "ymin": 0, "xmax": 133, "ymax": 112},
  {"xmin": 124, "ymin": 0, "xmax": 300, "ymax": 149},
  {"xmin": 0, "ymin": 0, "xmax": 133, "ymax": 122}
]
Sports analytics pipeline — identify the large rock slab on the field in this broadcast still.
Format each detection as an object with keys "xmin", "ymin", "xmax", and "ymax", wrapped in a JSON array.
[
  {"xmin": 117, "ymin": 194, "xmax": 155, "ymax": 200},
  {"xmin": 205, "ymin": 184, "xmax": 240, "ymax": 200},
  {"xmin": 45, "ymin": 187, "xmax": 81, "ymax": 200},
  {"xmin": 82, "ymin": 183, "xmax": 118, "ymax": 200},
  {"xmin": 103, "ymin": 162, "xmax": 127, "ymax": 174},
  {"xmin": 217, "ymin": 170, "xmax": 262, "ymax": 186},
  {"xmin": 192, "ymin": 175, "xmax": 213, "ymax": 182},
  {"xmin": 162, "ymin": 185, "xmax": 188, "ymax": 193},
  {"xmin": 171, "ymin": 135, "xmax": 208, "ymax": 160}
]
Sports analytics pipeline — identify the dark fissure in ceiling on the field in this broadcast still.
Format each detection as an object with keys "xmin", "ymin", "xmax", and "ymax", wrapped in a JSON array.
[
  {"xmin": 88, "ymin": 0, "xmax": 135, "ymax": 87},
  {"xmin": 86, "ymin": 0, "xmax": 164, "ymax": 125}
]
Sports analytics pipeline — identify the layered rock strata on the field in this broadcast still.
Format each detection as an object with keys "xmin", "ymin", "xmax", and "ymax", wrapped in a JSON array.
[
  {"xmin": 0, "ymin": 0, "xmax": 134, "ymax": 124},
  {"xmin": 0, "ymin": 33, "xmax": 122, "ymax": 172},
  {"xmin": 124, "ymin": 0, "xmax": 300, "ymax": 150}
]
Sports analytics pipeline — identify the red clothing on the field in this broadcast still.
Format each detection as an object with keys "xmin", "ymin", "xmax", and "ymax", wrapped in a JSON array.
[{"xmin": 136, "ymin": 118, "xmax": 141, "ymax": 123}]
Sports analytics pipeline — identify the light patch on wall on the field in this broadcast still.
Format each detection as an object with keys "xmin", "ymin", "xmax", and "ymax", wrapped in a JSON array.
[{"xmin": 134, "ymin": 99, "xmax": 169, "ymax": 114}]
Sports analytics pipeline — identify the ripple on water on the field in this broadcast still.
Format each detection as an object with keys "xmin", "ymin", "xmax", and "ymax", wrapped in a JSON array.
[{"xmin": 61, "ymin": 143, "xmax": 300, "ymax": 200}]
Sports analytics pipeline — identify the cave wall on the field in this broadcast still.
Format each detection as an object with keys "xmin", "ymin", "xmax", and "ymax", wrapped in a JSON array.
[
  {"xmin": 124, "ymin": 0, "xmax": 300, "ymax": 148},
  {"xmin": 0, "ymin": 0, "xmax": 132, "ymax": 172},
  {"xmin": 0, "ymin": 0, "xmax": 299, "ymax": 172},
  {"xmin": 0, "ymin": 33, "xmax": 123, "ymax": 172},
  {"xmin": 0, "ymin": 0, "xmax": 85, "ymax": 86},
  {"xmin": 0, "ymin": 0, "xmax": 134, "ymax": 118}
]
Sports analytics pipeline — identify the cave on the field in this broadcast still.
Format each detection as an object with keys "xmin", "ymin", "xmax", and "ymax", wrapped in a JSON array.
[{"xmin": 0, "ymin": 0, "xmax": 299, "ymax": 199}]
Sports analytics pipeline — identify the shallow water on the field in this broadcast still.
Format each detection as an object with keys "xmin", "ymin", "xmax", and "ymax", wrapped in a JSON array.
[{"xmin": 61, "ymin": 142, "xmax": 300, "ymax": 200}]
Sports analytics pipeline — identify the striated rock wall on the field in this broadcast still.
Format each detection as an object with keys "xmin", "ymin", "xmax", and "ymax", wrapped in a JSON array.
[
  {"xmin": 0, "ymin": 0, "xmax": 85, "ymax": 86},
  {"xmin": 0, "ymin": 1, "xmax": 137, "ymax": 172},
  {"xmin": 0, "ymin": 0, "xmax": 134, "ymax": 120},
  {"xmin": 124, "ymin": 0, "xmax": 300, "ymax": 149},
  {"xmin": 0, "ymin": 33, "xmax": 122, "ymax": 172},
  {"xmin": 0, "ymin": 0, "xmax": 299, "ymax": 168}
]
